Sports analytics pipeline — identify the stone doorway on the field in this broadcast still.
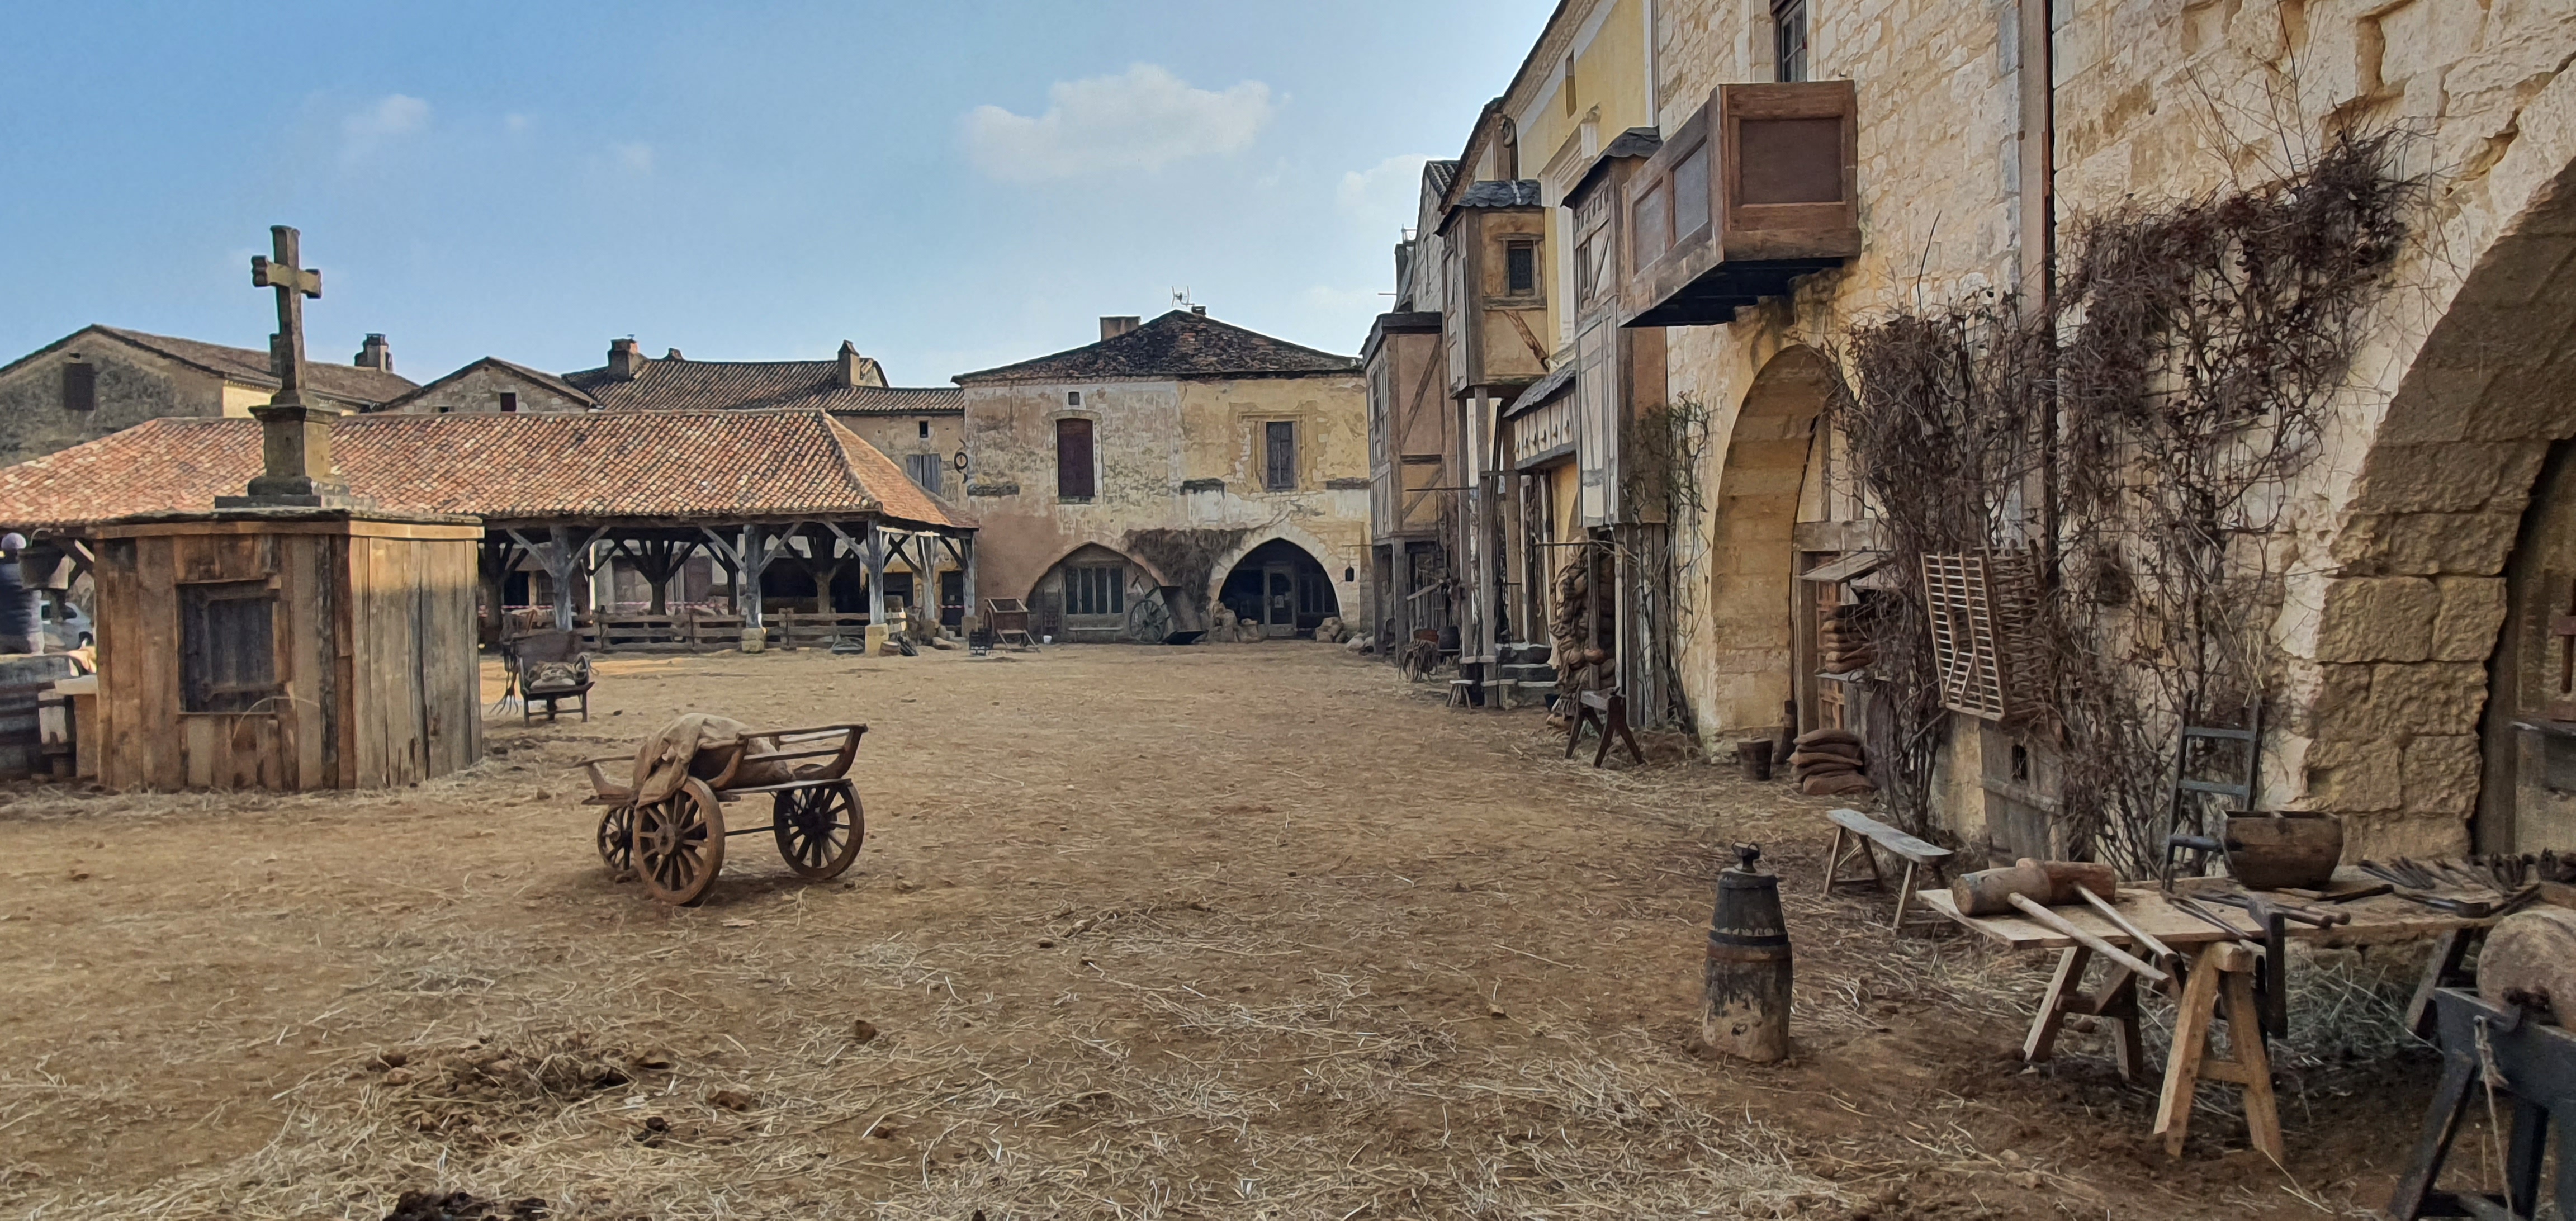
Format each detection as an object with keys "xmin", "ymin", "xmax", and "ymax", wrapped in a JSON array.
[
  {"xmin": 2481, "ymin": 439, "xmax": 2576, "ymax": 853},
  {"xmin": 1218, "ymin": 539, "xmax": 1338, "ymax": 638}
]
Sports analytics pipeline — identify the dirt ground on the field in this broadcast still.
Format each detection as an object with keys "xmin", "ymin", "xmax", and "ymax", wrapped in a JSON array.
[{"xmin": 0, "ymin": 644, "xmax": 2480, "ymax": 1218}]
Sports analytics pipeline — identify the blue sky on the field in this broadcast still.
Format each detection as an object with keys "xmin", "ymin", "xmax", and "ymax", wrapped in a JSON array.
[{"xmin": 0, "ymin": 2, "xmax": 1555, "ymax": 387}]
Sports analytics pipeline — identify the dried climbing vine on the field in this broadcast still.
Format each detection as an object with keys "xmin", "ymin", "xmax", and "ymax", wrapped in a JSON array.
[{"xmin": 1834, "ymin": 131, "xmax": 2419, "ymax": 868}]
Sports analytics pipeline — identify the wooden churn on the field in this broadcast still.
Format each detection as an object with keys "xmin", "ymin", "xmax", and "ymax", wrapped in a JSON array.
[{"xmin": 1702, "ymin": 843, "xmax": 1793, "ymax": 1062}]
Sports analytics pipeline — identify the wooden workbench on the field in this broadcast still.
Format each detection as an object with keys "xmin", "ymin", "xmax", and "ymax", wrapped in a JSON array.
[{"xmin": 1924, "ymin": 874, "xmax": 2487, "ymax": 1160}]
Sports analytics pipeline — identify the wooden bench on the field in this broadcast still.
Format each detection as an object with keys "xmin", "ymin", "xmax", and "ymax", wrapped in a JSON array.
[
  {"xmin": 1820, "ymin": 807, "xmax": 1953, "ymax": 930},
  {"xmin": 1565, "ymin": 689, "xmax": 1644, "ymax": 766}
]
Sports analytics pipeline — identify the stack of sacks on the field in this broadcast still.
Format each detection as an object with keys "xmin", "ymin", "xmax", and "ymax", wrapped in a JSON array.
[
  {"xmin": 1819, "ymin": 608, "xmax": 1876, "ymax": 674},
  {"xmin": 1789, "ymin": 728, "xmax": 1875, "ymax": 796}
]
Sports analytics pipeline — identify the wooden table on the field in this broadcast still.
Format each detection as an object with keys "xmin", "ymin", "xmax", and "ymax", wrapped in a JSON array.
[{"xmin": 1924, "ymin": 874, "xmax": 2485, "ymax": 1159}]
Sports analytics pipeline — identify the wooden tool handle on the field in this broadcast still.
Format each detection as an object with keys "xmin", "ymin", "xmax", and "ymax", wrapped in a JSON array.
[
  {"xmin": 2076, "ymin": 886, "xmax": 2177, "ymax": 964},
  {"xmin": 2007, "ymin": 893, "xmax": 2171, "ymax": 983}
]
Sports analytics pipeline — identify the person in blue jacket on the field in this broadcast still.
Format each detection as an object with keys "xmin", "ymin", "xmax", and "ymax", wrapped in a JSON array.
[{"xmin": 0, "ymin": 533, "xmax": 42, "ymax": 655}]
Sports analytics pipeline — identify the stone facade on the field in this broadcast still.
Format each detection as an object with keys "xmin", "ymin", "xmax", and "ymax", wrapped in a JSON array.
[
  {"xmin": 0, "ymin": 326, "xmax": 414, "ymax": 467},
  {"xmin": 380, "ymin": 358, "xmax": 597, "ymax": 415},
  {"xmin": 956, "ymin": 311, "xmax": 1368, "ymax": 643}
]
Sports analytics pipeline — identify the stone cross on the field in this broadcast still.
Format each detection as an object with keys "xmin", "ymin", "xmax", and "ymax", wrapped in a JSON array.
[{"xmin": 222, "ymin": 224, "xmax": 356, "ymax": 507}]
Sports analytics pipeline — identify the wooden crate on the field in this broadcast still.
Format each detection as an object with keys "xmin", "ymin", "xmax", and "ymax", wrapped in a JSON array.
[{"xmin": 1921, "ymin": 549, "xmax": 2044, "ymax": 721}]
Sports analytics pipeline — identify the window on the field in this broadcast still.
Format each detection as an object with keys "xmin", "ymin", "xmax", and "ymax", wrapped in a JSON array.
[
  {"xmin": 1067, "ymin": 391, "xmax": 1082, "ymax": 407},
  {"xmin": 1264, "ymin": 420, "xmax": 1296, "ymax": 491},
  {"xmin": 181, "ymin": 581, "xmax": 277, "ymax": 713},
  {"xmin": 1505, "ymin": 240, "xmax": 1537, "ymax": 295},
  {"xmin": 1056, "ymin": 417, "xmax": 1095, "ymax": 500},
  {"xmin": 905, "ymin": 452, "xmax": 944, "ymax": 495},
  {"xmin": 63, "ymin": 362, "xmax": 95, "ymax": 412},
  {"xmin": 1066, "ymin": 565, "xmax": 1125, "ymax": 616},
  {"xmin": 916, "ymin": 419, "xmax": 930, "ymax": 439},
  {"xmin": 499, "ymin": 391, "xmax": 519, "ymax": 413},
  {"xmin": 1561, "ymin": 53, "xmax": 1576, "ymax": 116},
  {"xmin": 1774, "ymin": 0, "xmax": 1810, "ymax": 83}
]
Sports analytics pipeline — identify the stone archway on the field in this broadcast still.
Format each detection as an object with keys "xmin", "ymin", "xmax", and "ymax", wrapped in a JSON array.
[
  {"xmin": 1701, "ymin": 346, "xmax": 1836, "ymax": 731},
  {"xmin": 1214, "ymin": 538, "xmax": 1341, "ymax": 638},
  {"xmin": 1200, "ymin": 522, "xmax": 1357, "ymax": 621},
  {"xmin": 2296, "ymin": 130, "xmax": 2576, "ymax": 855}
]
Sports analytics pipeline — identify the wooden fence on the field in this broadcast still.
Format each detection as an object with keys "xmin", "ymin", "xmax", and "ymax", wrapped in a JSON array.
[{"xmin": 502, "ymin": 607, "xmax": 876, "ymax": 654}]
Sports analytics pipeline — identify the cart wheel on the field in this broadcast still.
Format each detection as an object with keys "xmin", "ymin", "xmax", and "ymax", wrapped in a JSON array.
[
  {"xmin": 636, "ymin": 778, "xmax": 726, "ymax": 905},
  {"xmin": 773, "ymin": 780, "xmax": 864, "ymax": 881},
  {"xmin": 595, "ymin": 803, "xmax": 638, "ymax": 882}
]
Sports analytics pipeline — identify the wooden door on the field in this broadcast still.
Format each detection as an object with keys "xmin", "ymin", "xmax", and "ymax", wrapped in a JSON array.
[
  {"xmin": 1264, "ymin": 566, "xmax": 1296, "ymax": 636},
  {"xmin": 2483, "ymin": 441, "xmax": 2576, "ymax": 851}
]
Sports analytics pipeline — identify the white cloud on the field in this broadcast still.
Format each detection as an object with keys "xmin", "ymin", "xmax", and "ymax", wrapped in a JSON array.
[
  {"xmin": 962, "ymin": 64, "xmax": 1272, "ymax": 183},
  {"xmin": 341, "ymin": 93, "xmax": 430, "ymax": 160},
  {"xmin": 610, "ymin": 141, "xmax": 655, "ymax": 172},
  {"xmin": 1337, "ymin": 154, "xmax": 1432, "ymax": 219}
]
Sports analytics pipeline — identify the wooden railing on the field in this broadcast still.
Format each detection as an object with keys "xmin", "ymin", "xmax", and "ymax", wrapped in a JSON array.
[{"xmin": 502, "ymin": 608, "xmax": 878, "ymax": 654}]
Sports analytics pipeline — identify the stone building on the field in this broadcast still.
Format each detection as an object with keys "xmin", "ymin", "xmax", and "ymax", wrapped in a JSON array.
[
  {"xmin": 0, "ymin": 326, "xmax": 414, "ymax": 466},
  {"xmin": 954, "ymin": 309, "xmax": 1368, "ymax": 643},
  {"xmin": 1382, "ymin": 0, "xmax": 2576, "ymax": 859}
]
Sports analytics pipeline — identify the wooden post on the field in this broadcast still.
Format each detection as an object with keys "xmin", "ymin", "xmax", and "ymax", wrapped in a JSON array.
[
  {"xmin": 544, "ymin": 527, "xmax": 581, "ymax": 632},
  {"xmin": 738, "ymin": 526, "xmax": 764, "ymax": 630},
  {"xmin": 960, "ymin": 534, "xmax": 977, "ymax": 628},
  {"xmin": 864, "ymin": 522, "xmax": 888, "ymax": 626}
]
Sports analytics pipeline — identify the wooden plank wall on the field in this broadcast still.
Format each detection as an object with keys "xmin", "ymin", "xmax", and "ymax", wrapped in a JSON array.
[{"xmin": 97, "ymin": 518, "xmax": 481, "ymax": 792}]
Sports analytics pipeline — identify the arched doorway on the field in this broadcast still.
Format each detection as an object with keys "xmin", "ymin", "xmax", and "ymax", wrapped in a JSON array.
[
  {"xmin": 1703, "ymin": 346, "xmax": 1835, "ymax": 731},
  {"xmin": 1033, "ymin": 543, "xmax": 1149, "ymax": 643},
  {"xmin": 1218, "ymin": 539, "xmax": 1339, "ymax": 638}
]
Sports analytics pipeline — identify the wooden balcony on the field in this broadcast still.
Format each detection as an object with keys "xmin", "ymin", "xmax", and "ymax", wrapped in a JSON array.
[{"xmin": 1621, "ymin": 81, "xmax": 1859, "ymax": 329}]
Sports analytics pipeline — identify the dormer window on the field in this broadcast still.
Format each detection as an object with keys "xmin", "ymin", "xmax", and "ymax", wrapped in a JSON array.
[
  {"xmin": 499, "ymin": 391, "xmax": 520, "ymax": 413},
  {"xmin": 63, "ymin": 362, "xmax": 96, "ymax": 412}
]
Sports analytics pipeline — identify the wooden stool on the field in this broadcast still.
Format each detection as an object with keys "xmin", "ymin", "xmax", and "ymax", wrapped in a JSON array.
[
  {"xmin": 1446, "ymin": 678, "xmax": 1474, "ymax": 708},
  {"xmin": 1819, "ymin": 807, "xmax": 1954, "ymax": 931},
  {"xmin": 1565, "ymin": 689, "xmax": 1643, "ymax": 766}
]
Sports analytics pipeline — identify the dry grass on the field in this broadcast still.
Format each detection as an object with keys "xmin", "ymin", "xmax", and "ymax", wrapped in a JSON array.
[{"xmin": 0, "ymin": 647, "xmax": 2445, "ymax": 1220}]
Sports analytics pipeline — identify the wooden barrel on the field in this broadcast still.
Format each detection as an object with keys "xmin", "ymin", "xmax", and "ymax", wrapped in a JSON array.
[{"xmin": 1703, "ymin": 845, "xmax": 1793, "ymax": 1062}]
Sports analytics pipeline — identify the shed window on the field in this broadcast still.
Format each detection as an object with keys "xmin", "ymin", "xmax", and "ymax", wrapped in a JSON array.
[
  {"xmin": 1056, "ymin": 417, "xmax": 1096, "ymax": 500},
  {"xmin": 1066, "ymin": 565, "xmax": 1125, "ymax": 616},
  {"xmin": 1264, "ymin": 420, "xmax": 1297, "ymax": 491},
  {"xmin": 499, "ymin": 391, "xmax": 520, "ymax": 413},
  {"xmin": 181, "ymin": 580, "xmax": 278, "ymax": 713},
  {"xmin": 1505, "ymin": 241, "xmax": 1537, "ymax": 295},
  {"xmin": 63, "ymin": 362, "xmax": 96, "ymax": 411},
  {"xmin": 1774, "ymin": 0, "xmax": 1810, "ymax": 83}
]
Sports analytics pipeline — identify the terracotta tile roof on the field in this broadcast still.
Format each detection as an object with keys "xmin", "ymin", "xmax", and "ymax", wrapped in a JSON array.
[
  {"xmin": 93, "ymin": 326, "xmax": 418, "ymax": 405},
  {"xmin": 560, "ymin": 358, "xmax": 963, "ymax": 415},
  {"xmin": 375, "ymin": 356, "xmax": 600, "ymax": 412},
  {"xmin": 952, "ymin": 310, "xmax": 1360, "ymax": 385},
  {"xmin": 0, "ymin": 410, "xmax": 974, "ymax": 533}
]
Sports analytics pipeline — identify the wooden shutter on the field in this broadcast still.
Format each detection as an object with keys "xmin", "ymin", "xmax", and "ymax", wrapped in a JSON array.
[
  {"xmin": 63, "ymin": 363, "xmax": 96, "ymax": 412},
  {"xmin": 1057, "ymin": 418, "xmax": 1095, "ymax": 499}
]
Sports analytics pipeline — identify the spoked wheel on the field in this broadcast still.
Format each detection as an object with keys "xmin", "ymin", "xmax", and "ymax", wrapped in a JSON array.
[
  {"xmin": 595, "ymin": 803, "xmax": 638, "ymax": 882},
  {"xmin": 635, "ymin": 778, "xmax": 726, "ymax": 905},
  {"xmin": 773, "ymin": 780, "xmax": 864, "ymax": 881}
]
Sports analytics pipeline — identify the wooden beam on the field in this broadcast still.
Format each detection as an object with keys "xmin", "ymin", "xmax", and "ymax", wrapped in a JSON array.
[{"xmin": 864, "ymin": 520, "xmax": 888, "ymax": 627}]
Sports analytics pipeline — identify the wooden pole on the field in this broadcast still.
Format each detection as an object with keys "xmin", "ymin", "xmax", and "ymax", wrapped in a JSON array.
[
  {"xmin": 2006, "ymin": 893, "xmax": 2168, "ymax": 982},
  {"xmin": 739, "ymin": 525, "xmax": 765, "ymax": 630},
  {"xmin": 545, "ymin": 526, "xmax": 579, "ymax": 632},
  {"xmin": 961, "ymin": 534, "xmax": 977, "ymax": 628},
  {"xmin": 864, "ymin": 522, "xmax": 888, "ymax": 627}
]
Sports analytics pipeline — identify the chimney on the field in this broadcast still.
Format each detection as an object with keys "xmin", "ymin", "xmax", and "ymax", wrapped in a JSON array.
[
  {"xmin": 353, "ymin": 333, "xmax": 392, "ymax": 372},
  {"xmin": 606, "ymin": 337, "xmax": 645, "ymax": 381},
  {"xmin": 1100, "ymin": 316, "xmax": 1140, "ymax": 341},
  {"xmin": 664, "ymin": 348, "xmax": 684, "ymax": 361},
  {"xmin": 1190, "ymin": 304, "xmax": 1207, "ymax": 316},
  {"xmin": 836, "ymin": 340, "xmax": 877, "ymax": 388}
]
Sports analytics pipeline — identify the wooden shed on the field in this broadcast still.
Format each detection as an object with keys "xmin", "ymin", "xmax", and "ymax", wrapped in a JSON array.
[{"xmin": 90, "ymin": 508, "xmax": 481, "ymax": 791}]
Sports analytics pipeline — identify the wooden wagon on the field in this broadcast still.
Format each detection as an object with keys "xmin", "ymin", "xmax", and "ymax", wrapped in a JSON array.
[
  {"xmin": 983, "ymin": 598, "xmax": 1038, "ymax": 650},
  {"xmin": 580, "ymin": 723, "xmax": 867, "ymax": 905}
]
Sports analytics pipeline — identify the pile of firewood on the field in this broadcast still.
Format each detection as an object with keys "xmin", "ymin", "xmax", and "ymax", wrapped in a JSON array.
[
  {"xmin": 1789, "ymin": 727, "xmax": 1874, "ymax": 796},
  {"xmin": 1820, "ymin": 606, "xmax": 1874, "ymax": 674}
]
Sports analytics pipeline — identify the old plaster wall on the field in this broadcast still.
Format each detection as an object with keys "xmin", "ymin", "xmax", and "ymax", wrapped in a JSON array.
[
  {"xmin": 962, "ymin": 372, "xmax": 1368, "ymax": 628},
  {"xmin": 0, "ymin": 336, "xmax": 235, "ymax": 467},
  {"xmin": 835, "ymin": 414, "xmax": 966, "ymax": 501}
]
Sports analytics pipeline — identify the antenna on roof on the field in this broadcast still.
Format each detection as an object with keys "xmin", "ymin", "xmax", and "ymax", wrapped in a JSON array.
[{"xmin": 1171, "ymin": 286, "xmax": 1191, "ymax": 310}]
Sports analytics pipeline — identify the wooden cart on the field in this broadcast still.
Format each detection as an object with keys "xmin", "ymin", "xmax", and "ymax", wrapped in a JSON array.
[
  {"xmin": 580, "ymin": 723, "xmax": 867, "ymax": 905},
  {"xmin": 983, "ymin": 598, "xmax": 1038, "ymax": 650}
]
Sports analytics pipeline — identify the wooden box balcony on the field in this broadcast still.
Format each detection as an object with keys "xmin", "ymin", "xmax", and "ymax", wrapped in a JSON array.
[{"xmin": 1621, "ymin": 81, "xmax": 1859, "ymax": 329}]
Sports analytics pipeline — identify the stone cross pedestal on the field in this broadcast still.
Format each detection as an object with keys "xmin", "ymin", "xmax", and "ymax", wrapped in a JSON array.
[{"xmin": 216, "ymin": 225, "xmax": 363, "ymax": 508}]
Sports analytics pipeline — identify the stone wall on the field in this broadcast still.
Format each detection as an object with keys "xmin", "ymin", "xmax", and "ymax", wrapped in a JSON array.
[
  {"xmin": 835, "ymin": 414, "xmax": 965, "ymax": 502},
  {"xmin": 0, "ymin": 335, "xmax": 233, "ymax": 467},
  {"xmin": 391, "ymin": 364, "xmax": 593, "ymax": 415},
  {"xmin": 1636, "ymin": 0, "xmax": 2576, "ymax": 853}
]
